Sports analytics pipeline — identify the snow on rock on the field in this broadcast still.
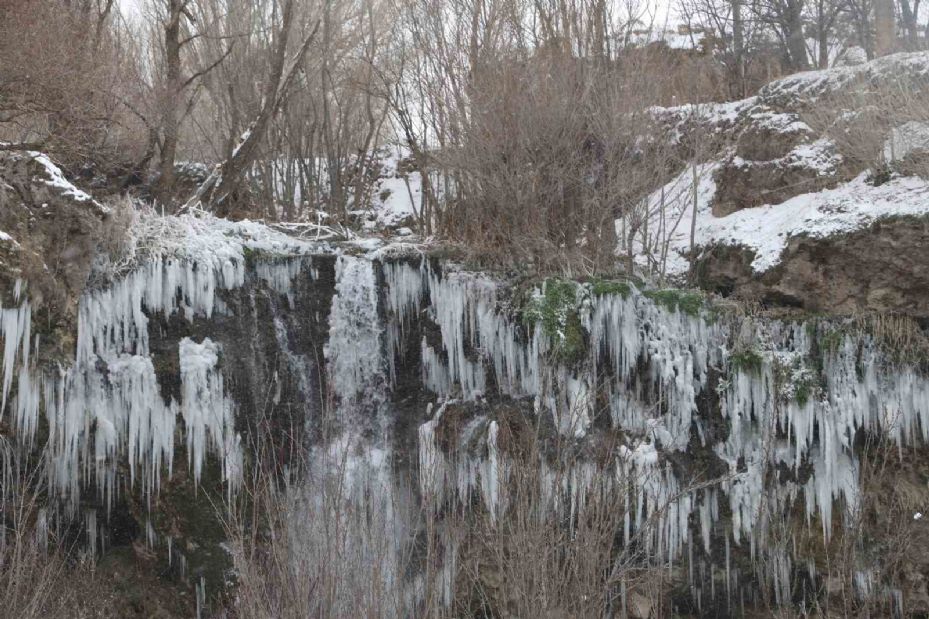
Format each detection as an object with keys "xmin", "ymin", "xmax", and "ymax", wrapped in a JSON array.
[
  {"xmin": 884, "ymin": 121, "xmax": 929, "ymax": 162},
  {"xmin": 26, "ymin": 151, "xmax": 108, "ymax": 212},
  {"xmin": 649, "ymin": 97, "xmax": 757, "ymax": 146},
  {"xmin": 758, "ymin": 51, "xmax": 929, "ymax": 109},
  {"xmin": 631, "ymin": 161, "xmax": 929, "ymax": 277},
  {"xmin": 726, "ymin": 137, "xmax": 843, "ymax": 180},
  {"xmin": 702, "ymin": 172, "xmax": 929, "ymax": 273}
]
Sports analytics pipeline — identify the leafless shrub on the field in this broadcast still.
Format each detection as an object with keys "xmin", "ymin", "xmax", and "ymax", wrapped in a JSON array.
[
  {"xmin": 221, "ymin": 393, "xmax": 719, "ymax": 619},
  {"xmin": 0, "ymin": 438, "xmax": 114, "ymax": 618},
  {"xmin": 855, "ymin": 312, "xmax": 929, "ymax": 366},
  {"xmin": 803, "ymin": 78, "xmax": 929, "ymax": 181},
  {"xmin": 0, "ymin": 0, "xmax": 149, "ymax": 175}
]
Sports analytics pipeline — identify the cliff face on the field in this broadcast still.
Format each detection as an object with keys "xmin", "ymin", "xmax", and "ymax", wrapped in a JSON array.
[
  {"xmin": 3, "ymin": 52, "xmax": 929, "ymax": 614},
  {"xmin": 696, "ymin": 215, "xmax": 929, "ymax": 316},
  {"xmin": 2, "ymin": 205, "xmax": 929, "ymax": 614},
  {"xmin": 0, "ymin": 150, "xmax": 110, "ymax": 309}
]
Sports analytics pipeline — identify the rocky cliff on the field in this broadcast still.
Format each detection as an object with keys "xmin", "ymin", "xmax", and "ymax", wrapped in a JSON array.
[
  {"xmin": 3, "ymin": 51, "xmax": 929, "ymax": 618},
  {"xmin": 642, "ymin": 52, "xmax": 929, "ymax": 318}
]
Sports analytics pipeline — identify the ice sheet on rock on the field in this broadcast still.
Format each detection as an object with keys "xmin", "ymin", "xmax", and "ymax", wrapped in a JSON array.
[{"xmin": 179, "ymin": 337, "xmax": 242, "ymax": 496}]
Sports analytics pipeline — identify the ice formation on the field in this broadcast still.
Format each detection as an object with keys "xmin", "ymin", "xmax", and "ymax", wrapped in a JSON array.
[
  {"xmin": 0, "ymin": 214, "xmax": 317, "ymax": 511},
  {"xmin": 382, "ymin": 259, "xmax": 929, "ymax": 607},
  {"xmin": 179, "ymin": 337, "xmax": 242, "ymax": 497},
  {"xmin": 2, "ymin": 211, "xmax": 929, "ymax": 610},
  {"xmin": 325, "ymin": 255, "xmax": 388, "ymax": 418}
]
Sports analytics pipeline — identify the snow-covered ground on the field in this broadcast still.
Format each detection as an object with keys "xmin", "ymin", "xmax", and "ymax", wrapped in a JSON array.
[
  {"xmin": 628, "ymin": 164, "xmax": 929, "ymax": 277},
  {"xmin": 368, "ymin": 144, "xmax": 423, "ymax": 229}
]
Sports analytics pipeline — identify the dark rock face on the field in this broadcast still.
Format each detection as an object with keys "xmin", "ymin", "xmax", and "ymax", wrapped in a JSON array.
[
  {"xmin": 0, "ymin": 150, "xmax": 110, "ymax": 351},
  {"xmin": 695, "ymin": 215, "xmax": 929, "ymax": 315},
  {"xmin": 138, "ymin": 256, "xmax": 338, "ymax": 605}
]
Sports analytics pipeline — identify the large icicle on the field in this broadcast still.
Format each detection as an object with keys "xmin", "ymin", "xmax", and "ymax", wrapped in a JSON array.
[{"xmin": 179, "ymin": 337, "xmax": 242, "ymax": 495}]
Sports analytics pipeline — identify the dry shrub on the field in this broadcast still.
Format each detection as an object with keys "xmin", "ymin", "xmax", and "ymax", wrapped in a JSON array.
[
  {"xmin": 441, "ymin": 44, "xmax": 717, "ymax": 274},
  {"xmin": 803, "ymin": 78, "xmax": 929, "ymax": 181},
  {"xmin": 220, "ymin": 448, "xmax": 422, "ymax": 618},
  {"xmin": 856, "ymin": 313, "xmax": 929, "ymax": 366},
  {"xmin": 0, "ymin": 438, "xmax": 117, "ymax": 618},
  {"xmin": 793, "ymin": 439, "xmax": 929, "ymax": 617},
  {"xmin": 448, "ymin": 437, "xmax": 674, "ymax": 617},
  {"xmin": 0, "ymin": 0, "xmax": 148, "ymax": 176},
  {"xmin": 221, "ymin": 406, "xmax": 690, "ymax": 618}
]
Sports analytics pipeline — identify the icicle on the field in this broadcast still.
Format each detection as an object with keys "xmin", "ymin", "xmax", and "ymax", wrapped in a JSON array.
[
  {"xmin": 0, "ymin": 300, "xmax": 31, "ymax": 415},
  {"xmin": 179, "ymin": 337, "xmax": 242, "ymax": 495},
  {"xmin": 325, "ymin": 256, "xmax": 387, "ymax": 415}
]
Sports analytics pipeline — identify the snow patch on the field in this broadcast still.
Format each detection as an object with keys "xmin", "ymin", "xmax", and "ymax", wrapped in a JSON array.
[{"xmin": 631, "ymin": 162, "xmax": 929, "ymax": 276}]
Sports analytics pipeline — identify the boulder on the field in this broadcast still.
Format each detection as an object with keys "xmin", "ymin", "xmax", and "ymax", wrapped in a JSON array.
[
  {"xmin": 712, "ymin": 138, "xmax": 845, "ymax": 216},
  {"xmin": 695, "ymin": 215, "xmax": 929, "ymax": 315}
]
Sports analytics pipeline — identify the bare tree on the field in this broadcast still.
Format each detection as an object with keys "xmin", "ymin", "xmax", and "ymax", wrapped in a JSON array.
[{"xmin": 186, "ymin": 0, "xmax": 319, "ymax": 216}]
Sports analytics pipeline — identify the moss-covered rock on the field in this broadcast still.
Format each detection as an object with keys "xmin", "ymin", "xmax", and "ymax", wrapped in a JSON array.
[
  {"xmin": 521, "ymin": 278, "xmax": 588, "ymax": 363},
  {"xmin": 643, "ymin": 288, "xmax": 706, "ymax": 316}
]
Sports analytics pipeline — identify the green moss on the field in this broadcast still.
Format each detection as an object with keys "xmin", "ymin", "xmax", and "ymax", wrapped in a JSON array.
[
  {"xmin": 588, "ymin": 277, "xmax": 632, "ymax": 298},
  {"xmin": 522, "ymin": 278, "xmax": 588, "ymax": 363},
  {"xmin": 772, "ymin": 354, "xmax": 821, "ymax": 406},
  {"xmin": 730, "ymin": 347, "xmax": 763, "ymax": 374},
  {"xmin": 819, "ymin": 327, "xmax": 845, "ymax": 355},
  {"xmin": 242, "ymin": 246, "xmax": 259, "ymax": 267},
  {"xmin": 794, "ymin": 379, "xmax": 813, "ymax": 406},
  {"xmin": 642, "ymin": 288, "xmax": 705, "ymax": 316}
]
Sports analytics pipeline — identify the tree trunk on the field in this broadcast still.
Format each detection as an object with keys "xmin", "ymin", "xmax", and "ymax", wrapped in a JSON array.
[
  {"xmin": 732, "ymin": 0, "xmax": 745, "ymax": 95},
  {"xmin": 156, "ymin": 0, "xmax": 184, "ymax": 206},
  {"xmin": 818, "ymin": 26, "xmax": 830, "ymax": 68},
  {"xmin": 874, "ymin": 0, "xmax": 896, "ymax": 56},
  {"xmin": 900, "ymin": 0, "xmax": 919, "ymax": 48},
  {"xmin": 786, "ymin": 5, "xmax": 810, "ymax": 70},
  {"xmin": 188, "ymin": 5, "xmax": 319, "ymax": 217}
]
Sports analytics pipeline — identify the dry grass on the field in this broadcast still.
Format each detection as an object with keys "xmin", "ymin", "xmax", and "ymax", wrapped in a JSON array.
[
  {"xmin": 0, "ymin": 438, "xmax": 114, "ymax": 618},
  {"xmin": 219, "ymin": 402, "xmax": 702, "ymax": 618},
  {"xmin": 803, "ymin": 79, "xmax": 929, "ymax": 182}
]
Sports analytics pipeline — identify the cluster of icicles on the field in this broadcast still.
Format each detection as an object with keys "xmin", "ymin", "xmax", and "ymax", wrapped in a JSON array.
[
  {"xmin": 2, "ymin": 242, "xmax": 929, "ymax": 609},
  {"xmin": 381, "ymin": 260, "xmax": 929, "ymax": 607},
  {"xmin": 0, "ymin": 251, "xmax": 312, "ymax": 514}
]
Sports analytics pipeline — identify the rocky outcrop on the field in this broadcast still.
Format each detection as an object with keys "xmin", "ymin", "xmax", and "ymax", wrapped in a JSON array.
[
  {"xmin": 0, "ymin": 149, "xmax": 110, "ymax": 340},
  {"xmin": 695, "ymin": 214, "xmax": 929, "ymax": 315},
  {"xmin": 709, "ymin": 104, "xmax": 850, "ymax": 216},
  {"xmin": 647, "ymin": 53, "xmax": 929, "ymax": 221},
  {"xmin": 711, "ymin": 134, "xmax": 846, "ymax": 216},
  {"xmin": 755, "ymin": 51, "xmax": 929, "ymax": 111},
  {"xmin": 639, "ymin": 52, "xmax": 929, "ymax": 317}
]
